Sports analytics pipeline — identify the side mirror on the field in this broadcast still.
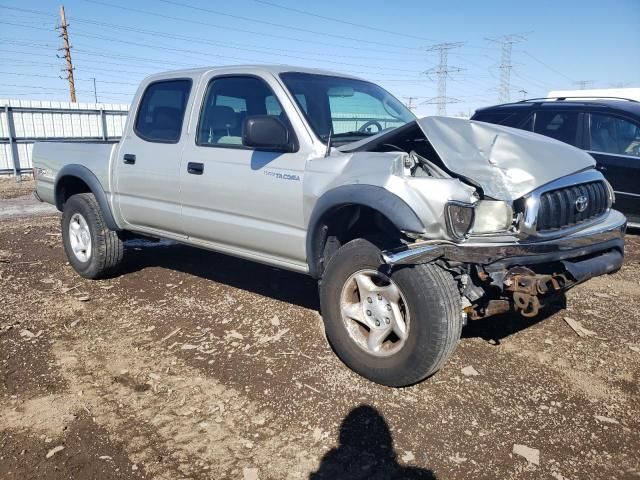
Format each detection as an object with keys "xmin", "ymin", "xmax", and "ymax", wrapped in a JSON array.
[{"xmin": 242, "ymin": 115, "xmax": 292, "ymax": 152}]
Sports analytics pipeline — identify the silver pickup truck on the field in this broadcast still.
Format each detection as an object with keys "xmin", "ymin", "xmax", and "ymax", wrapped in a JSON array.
[{"xmin": 33, "ymin": 65, "xmax": 626, "ymax": 387}]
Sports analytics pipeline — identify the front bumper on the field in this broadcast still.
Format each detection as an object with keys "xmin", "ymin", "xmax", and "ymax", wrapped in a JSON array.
[{"xmin": 382, "ymin": 209, "xmax": 627, "ymax": 270}]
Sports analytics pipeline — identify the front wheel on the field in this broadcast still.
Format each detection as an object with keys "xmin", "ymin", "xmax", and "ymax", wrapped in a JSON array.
[
  {"xmin": 61, "ymin": 193, "xmax": 124, "ymax": 279},
  {"xmin": 320, "ymin": 238, "xmax": 463, "ymax": 387}
]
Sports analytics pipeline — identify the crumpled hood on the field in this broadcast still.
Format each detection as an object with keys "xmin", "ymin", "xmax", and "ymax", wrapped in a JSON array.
[{"xmin": 416, "ymin": 116, "xmax": 595, "ymax": 200}]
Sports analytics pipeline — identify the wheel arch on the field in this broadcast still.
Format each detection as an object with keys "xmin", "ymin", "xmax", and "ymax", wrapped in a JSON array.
[
  {"xmin": 306, "ymin": 185, "xmax": 425, "ymax": 278},
  {"xmin": 54, "ymin": 164, "xmax": 120, "ymax": 231}
]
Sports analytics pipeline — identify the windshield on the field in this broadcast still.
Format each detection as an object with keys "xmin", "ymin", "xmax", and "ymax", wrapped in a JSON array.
[{"xmin": 279, "ymin": 72, "xmax": 415, "ymax": 144}]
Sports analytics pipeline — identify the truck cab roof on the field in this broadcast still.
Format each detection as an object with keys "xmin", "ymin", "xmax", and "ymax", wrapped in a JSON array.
[{"xmin": 141, "ymin": 64, "xmax": 364, "ymax": 83}]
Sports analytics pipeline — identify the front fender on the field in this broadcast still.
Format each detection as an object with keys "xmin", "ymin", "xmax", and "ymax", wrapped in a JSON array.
[
  {"xmin": 306, "ymin": 184, "xmax": 425, "ymax": 277},
  {"xmin": 55, "ymin": 164, "xmax": 120, "ymax": 231}
]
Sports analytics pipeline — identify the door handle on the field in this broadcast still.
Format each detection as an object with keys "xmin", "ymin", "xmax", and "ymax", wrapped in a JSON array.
[
  {"xmin": 123, "ymin": 154, "xmax": 136, "ymax": 165},
  {"xmin": 187, "ymin": 162, "xmax": 204, "ymax": 175}
]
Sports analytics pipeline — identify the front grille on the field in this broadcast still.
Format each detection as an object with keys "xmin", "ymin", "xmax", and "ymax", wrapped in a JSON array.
[{"xmin": 536, "ymin": 181, "xmax": 608, "ymax": 232}]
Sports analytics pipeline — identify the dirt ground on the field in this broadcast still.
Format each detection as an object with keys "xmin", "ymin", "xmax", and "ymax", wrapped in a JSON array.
[
  {"xmin": 1, "ymin": 185, "xmax": 639, "ymax": 479},
  {"xmin": 0, "ymin": 176, "xmax": 36, "ymax": 200}
]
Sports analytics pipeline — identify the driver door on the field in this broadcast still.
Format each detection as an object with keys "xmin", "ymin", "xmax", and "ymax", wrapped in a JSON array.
[{"xmin": 179, "ymin": 74, "xmax": 308, "ymax": 267}]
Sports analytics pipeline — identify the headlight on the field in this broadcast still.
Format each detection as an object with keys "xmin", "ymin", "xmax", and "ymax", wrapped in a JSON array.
[
  {"xmin": 445, "ymin": 202, "xmax": 475, "ymax": 239},
  {"xmin": 605, "ymin": 180, "xmax": 615, "ymax": 206},
  {"xmin": 472, "ymin": 200, "xmax": 513, "ymax": 233}
]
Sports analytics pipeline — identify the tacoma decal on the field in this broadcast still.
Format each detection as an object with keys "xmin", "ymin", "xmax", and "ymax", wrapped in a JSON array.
[{"xmin": 264, "ymin": 169, "xmax": 301, "ymax": 181}]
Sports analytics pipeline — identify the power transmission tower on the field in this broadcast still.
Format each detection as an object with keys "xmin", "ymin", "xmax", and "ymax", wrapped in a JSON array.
[
  {"xmin": 402, "ymin": 96, "xmax": 418, "ymax": 112},
  {"xmin": 486, "ymin": 34, "xmax": 527, "ymax": 103},
  {"xmin": 574, "ymin": 80, "xmax": 593, "ymax": 90},
  {"xmin": 57, "ymin": 5, "xmax": 76, "ymax": 103},
  {"xmin": 423, "ymin": 42, "xmax": 465, "ymax": 116}
]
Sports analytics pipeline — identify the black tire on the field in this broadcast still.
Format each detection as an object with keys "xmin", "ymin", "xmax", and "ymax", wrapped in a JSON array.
[
  {"xmin": 320, "ymin": 238, "xmax": 462, "ymax": 387},
  {"xmin": 61, "ymin": 193, "xmax": 124, "ymax": 279}
]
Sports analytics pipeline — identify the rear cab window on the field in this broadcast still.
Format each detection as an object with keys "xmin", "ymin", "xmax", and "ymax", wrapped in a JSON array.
[{"xmin": 134, "ymin": 79, "xmax": 192, "ymax": 143}]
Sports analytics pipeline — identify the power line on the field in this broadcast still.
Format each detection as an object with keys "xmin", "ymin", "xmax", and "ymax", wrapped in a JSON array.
[
  {"xmin": 520, "ymin": 50, "xmax": 574, "ymax": 82},
  {"xmin": 423, "ymin": 42, "xmax": 465, "ymax": 116},
  {"xmin": 0, "ymin": 83, "xmax": 131, "ymax": 96},
  {"xmin": 252, "ymin": 0, "xmax": 436, "ymax": 42},
  {"xmin": 0, "ymin": 20, "xmax": 421, "ymax": 75},
  {"xmin": 67, "ymin": 20, "xmax": 421, "ymax": 71},
  {"xmin": 486, "ymin": 33, "xmax": 527, "ymax": 103},
  {"xmin": 83, "ymin": 0, "xmax": 422, "ymax": 54},
  {"xmin": 0, "ymin": 70, "xmax": 138, "ymax": 85},
  {"xmin": 0, "ymin": 3, "xmax": 414, "ymax": 57},
  {"xmin": 154, "ymin": 0, "xmax": 422, "ymax": 50}
]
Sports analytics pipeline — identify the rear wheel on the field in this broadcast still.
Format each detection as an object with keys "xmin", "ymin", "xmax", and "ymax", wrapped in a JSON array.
[
  {"xmin": 61, "ymin": 193, "xmax": 123, "ymax": 279},
  {"xmin": 320, "ymin": 238, "xmax": 463, "ymax": 387}
]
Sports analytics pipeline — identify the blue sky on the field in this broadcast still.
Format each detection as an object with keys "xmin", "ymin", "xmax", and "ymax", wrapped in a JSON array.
[{"xmin": 0, "ymin": 0, "xmax": 638, "ymax": 116}]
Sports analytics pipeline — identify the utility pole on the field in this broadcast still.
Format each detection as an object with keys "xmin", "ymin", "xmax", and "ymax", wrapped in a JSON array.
[
  {"xmin": 57, "ymin": 5, "xmax": 76, "ymax": 103},
  {"xmin": 91, "ymin": 77, "xmax": 98, "ymax": 103},
  {"xmin": 486, "ymin": 33, "xmax": 527, "ymax": 103},
  {"xmin": 423, "ymin": 42, "xmax": 465, "ymax": 116},
  {"xmin": 519, "ymin": 89, "xmax": 528, "ymax": 100}
]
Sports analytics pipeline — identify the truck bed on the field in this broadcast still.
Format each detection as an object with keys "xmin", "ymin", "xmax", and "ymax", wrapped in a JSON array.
[{"xmin": 33, "ymin": 141, "xmax": 117, "ymax": 207}]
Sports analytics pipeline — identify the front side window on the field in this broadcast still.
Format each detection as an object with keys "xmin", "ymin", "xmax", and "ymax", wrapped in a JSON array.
[
  {"xmin": 197, "ymin": 76, "xmax": 287, "ymax": 147},
  {"xmin": 533, "ymin": 110, "xmax": 579, "ymax": 145},
  {"xmin": 134, "ymin": 79, "xmax": 191, "ymax": 143},
  {"xmin": 280, "ymin": 72, "xmax": 414, "ymax": 145},
  {"xmin": 589, "ymin": 113, "xmax": 640, "ymax": 157}
]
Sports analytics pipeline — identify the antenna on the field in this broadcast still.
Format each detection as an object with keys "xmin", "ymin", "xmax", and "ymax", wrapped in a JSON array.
[{"xmin": 324, "ymin": 126, "xmax": 333, "ymax": 157}]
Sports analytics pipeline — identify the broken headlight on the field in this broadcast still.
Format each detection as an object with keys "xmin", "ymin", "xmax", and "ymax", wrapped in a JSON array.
[
  {"xmin": 472, "ymin": 200, "xmax": 513, "ymax": 234},
  {"xmin": 445, "ymin": 202, "xmax": 475, "ymax": 239}
]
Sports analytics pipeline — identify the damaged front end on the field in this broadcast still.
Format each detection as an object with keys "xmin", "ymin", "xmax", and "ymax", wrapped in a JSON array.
[
  {"xmin": 337, "ymin": 116, "xmax": 626, "ymax": 320},
  {"xmin": 381, "ymin": 206, "xmax": 626, "ymax": 320}
]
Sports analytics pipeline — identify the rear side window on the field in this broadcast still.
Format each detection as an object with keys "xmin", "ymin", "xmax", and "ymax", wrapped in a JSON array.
[
  {"xmin": 589, "ymin": 113, "xmax": 640, "ymax": 157},
  {"xmin": 134, "ymin": 79, "xmax": 192, "ymax": 143},
  {"xmin": 533, "ymin": 110, "xmax": 579, "ymax": 145}
]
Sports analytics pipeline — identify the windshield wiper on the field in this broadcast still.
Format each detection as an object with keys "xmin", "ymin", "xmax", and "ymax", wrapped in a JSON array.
[{"xmin": 331, "ymin": 131, "xmax": 373, "ymax": 138}]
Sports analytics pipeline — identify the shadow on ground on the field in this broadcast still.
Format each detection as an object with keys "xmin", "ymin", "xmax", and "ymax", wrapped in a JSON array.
[
  {"xmin": 462, "ymin": 296, "xmax": 566, "ymax": 344},
  {"xmin": 121, "ymin": 242, "xmax": 320, "ymax": 310},
  {"xmin": 310, "ymin": 405, "xmax": 436, "ymax": 480},
  {"xmin": 122, "ymin": 241, "xmax": 567, "ymax": 344}
]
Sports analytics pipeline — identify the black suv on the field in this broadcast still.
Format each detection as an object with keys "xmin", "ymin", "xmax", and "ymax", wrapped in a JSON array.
[{"xmin": 472, "ymin": 98, "xmax": 640, "ymax": 226}]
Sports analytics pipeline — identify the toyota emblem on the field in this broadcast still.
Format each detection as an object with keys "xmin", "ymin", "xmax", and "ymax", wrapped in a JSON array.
[{"xmin": 575, "ymin": 195, "xmax": 589, "ymax": 213}]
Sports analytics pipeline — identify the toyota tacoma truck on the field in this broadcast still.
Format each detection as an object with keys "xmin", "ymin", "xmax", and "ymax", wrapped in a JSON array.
[{"xmin": 33, "ymin": 65, "xmax": 627, "ymax": 387}]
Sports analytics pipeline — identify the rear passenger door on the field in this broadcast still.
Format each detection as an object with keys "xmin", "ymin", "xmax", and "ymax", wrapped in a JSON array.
[
  {"xmin": 114, "ymin": 78, "xmax": 192, "ymax": 234},
  {"xmin": 179, "ymin": 75, "xmax": 308, "ymax": 267},
  {"xmin": 586, "ymin": 113, "xmax": 640, "ymax": 224}
]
